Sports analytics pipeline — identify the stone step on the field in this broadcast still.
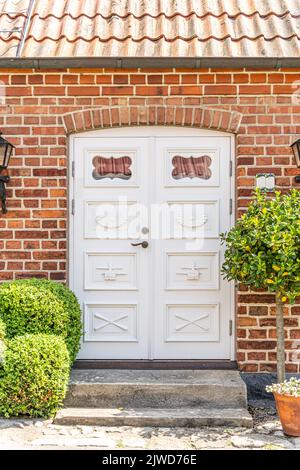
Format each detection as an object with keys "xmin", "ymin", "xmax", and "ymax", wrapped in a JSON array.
[
  {"xmin": 55, "ymin": 406, "xmax": 253, "ymax": 428},
  {"xmin": 65, "ymin": 369, "xmax": 247, "ymax": 409}
]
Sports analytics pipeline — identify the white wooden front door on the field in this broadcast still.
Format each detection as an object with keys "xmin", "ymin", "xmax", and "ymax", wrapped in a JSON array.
[{"xmin": 70, "ymin": 128, "xmax": 233, "ymax": 360}]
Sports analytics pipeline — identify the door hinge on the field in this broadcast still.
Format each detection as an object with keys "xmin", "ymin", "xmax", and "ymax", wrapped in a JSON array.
[
  {"xmin": 229, "ymin": 319, "xmax": 233, "ymax": 336},
  {"xmin": 229, "ymin": 198, "xmax": 233, "ymax": 215},
  {"xmin": 229, "ymin": 160, "xmax": 233, "ymax": 177},
  {"xmin": 71, "ymin": 161, "xmax": 75, "ymax": 178},
  {"xmin": 71, "ymin": 198, "xmax": 75, "ymax": 215}
]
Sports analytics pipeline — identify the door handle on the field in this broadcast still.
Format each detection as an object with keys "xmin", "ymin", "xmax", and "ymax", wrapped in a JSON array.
[{"xmin": 131, "ymin": 241, "xmax": 149, "ymax": 248}]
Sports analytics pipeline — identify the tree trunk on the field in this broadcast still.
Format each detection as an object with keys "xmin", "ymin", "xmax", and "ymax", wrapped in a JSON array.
[{"xmin": 276, "ymin": 296, "xmax": 286, "ymax": 383}]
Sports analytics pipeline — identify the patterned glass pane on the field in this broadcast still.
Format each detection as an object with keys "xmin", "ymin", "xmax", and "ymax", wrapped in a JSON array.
[
  {"xmin": 172, "ymin": 155, "xmax": 212, "ymax": 180},
  {"xmin": 92, "ymin": 155, "xmax": 132, "ymax": 180}
]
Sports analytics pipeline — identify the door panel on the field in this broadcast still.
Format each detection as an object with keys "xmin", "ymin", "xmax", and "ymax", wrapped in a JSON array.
[
  {"xmin": 72, "ymin": 132, "xmax": 232, "ymax": 360},
  {"xmin": 165, "ymin": 251, "xmax": 219, "ymax": 290},
  {"xmin": 153, "ymin": 136, "xmax": 231, "ymax": 359},
  {"xmin": 73, "ymin": 137, "xmax": 151, "ymax": 359}
]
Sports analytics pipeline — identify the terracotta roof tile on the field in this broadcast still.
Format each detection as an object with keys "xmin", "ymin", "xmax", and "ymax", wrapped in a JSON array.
[
  {"xmin": 0, "ymin": 0, "xmax": 30, "ymax": 57},
  {"xmin": 1, "ymin": 0, "xmax": 300, "ymax": 58}
]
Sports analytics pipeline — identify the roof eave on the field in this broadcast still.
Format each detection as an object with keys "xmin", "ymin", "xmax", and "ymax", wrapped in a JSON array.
[{"xmin": 0, "ymin": 56, "xmax": 300, "ymax": 69}]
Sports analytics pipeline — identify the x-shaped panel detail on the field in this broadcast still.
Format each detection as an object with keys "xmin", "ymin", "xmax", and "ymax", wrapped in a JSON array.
[{"xmin": 93, "ymin": 313, "xmax": 129, "ymax": 331}]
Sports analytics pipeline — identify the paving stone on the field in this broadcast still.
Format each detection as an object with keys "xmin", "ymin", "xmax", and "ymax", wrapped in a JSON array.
[
  {"xmin": 58, "ymin": 430, "xmax": 70, "ymax": 435},
  {"xmin": 68, "ymin": 428, "xmax": 82, "ymax": 436},
  {"xmin": 259, "ymin": 421, "xmax": 281, "ymax": 432},
  {"xmin": 78, "ymin": 425, "xmax": 96, "ymax": 435},
  {"xmin": 149, "ymin": 436, "xmax": 190, "ymax": 450},
  {"xmin": 91, "ymin": 432, "xmax": 107, "ymax": 439},
  {"xmin": 42, "ymin": 429, "xmax": 59, "ymax": 435},
  {"xmin": 34, "ymin": 421, "xmax": 44, "ymax": 428},
  {"xmin": 0, "ymin": 419, "xmax": 33, "ymax": 429},
  {"xmin": 139, "ymin": 428, "xmax": 154, "ymax": 438},
  {"xmin": 191, "ymin": 438, "xmax": 230, "ymax": 449},
  {"xmin": 30, "ymin": 437, "xmax": 116, "ymax": 448},
  {"xmin": 231, "ymin": 434, "xmax": 292, "ymax": 449},
  {"xmin": 231, "ymin": 435, "xmax": 267, "ymax": 448},
  {"xmin": 12, "ymin": 423, "xmax": 26, "ymax": 429},
  {"xmin": 255, "ymin": 428, "xmax": 271, "ymax": 435},
  {"xmin": 122, "ymin": 437, "xmax": 146, "ymax": 448},
  {"xmin": 291, "ymin": 437, "xmax": 300, "ymax": 448}
]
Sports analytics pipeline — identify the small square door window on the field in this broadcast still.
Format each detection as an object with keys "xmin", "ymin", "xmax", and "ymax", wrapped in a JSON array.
[
  {"xmin": 172, "ymin": 155, "xmax": 212, "ymax": 180},
  {"xmin": 92, "ymin": 155, "xmax": 132, "ymax": 180}
]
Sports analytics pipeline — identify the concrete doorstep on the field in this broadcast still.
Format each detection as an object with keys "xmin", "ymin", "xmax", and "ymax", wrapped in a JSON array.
[
  {"xmin": 55, "ymin": 407, "xmax": 253, "ymax": 428},
  {"xmin": 54, "ymin": 369, "xmax": 253, "ymax": 428}
]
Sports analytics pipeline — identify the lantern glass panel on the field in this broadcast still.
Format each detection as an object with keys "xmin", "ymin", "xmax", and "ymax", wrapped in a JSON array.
[
  {"xmin": 0, "ymin": 138, "xmax": 13, "ymax": 169},
  {"xmin": 291, "ymin": 139, "xmax": 300, "ymax": 167}
]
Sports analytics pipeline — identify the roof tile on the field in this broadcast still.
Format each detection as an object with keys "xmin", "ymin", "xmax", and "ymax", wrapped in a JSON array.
[
  {"xmin": 0, "ymin": 0, "xmax": 30, "ymax": 57},
  {"xmin": 1, "ymin": 0, "xmax": 300, "ymax": 58}
]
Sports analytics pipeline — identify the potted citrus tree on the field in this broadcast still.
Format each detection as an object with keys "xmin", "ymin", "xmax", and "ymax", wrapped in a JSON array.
[{"xmin": 221, "ymin": 189, "xmax": 300, "ymax": 435}]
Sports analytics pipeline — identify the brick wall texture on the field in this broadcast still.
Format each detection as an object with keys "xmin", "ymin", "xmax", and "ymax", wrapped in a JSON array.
[{"xmin": 0, "ymin": 67, "xmax": 300, "ymax": 372}]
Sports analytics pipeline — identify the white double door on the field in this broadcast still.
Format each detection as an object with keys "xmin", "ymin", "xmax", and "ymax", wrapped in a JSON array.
[{"xmin": 71, "ymin": 128, "xmax": 233, "ymax": 360}]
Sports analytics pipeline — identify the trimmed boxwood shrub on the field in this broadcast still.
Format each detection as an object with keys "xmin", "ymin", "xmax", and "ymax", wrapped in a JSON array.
[
  {"xmin": 0, "ymin": 279, "xmax": 82, "ymax": 363},
  {"xmin": 0, "ymin": 319, "xmax": 5, "ymax": 341},
  {"xmin": 0, "ymin": 334, "xmax": 70, "ymax": 418},
  {"xmin": 0, "ymin": 319, "xmax": 5, "ymax": 370},
  {"xmin": 31, "ymin": 279, "xmax": 83, "ymax": 363}
]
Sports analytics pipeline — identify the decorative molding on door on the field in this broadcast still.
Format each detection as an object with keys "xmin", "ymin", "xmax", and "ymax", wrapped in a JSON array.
[
  {"xmin": 165, "ymin": 304, "xmax": 220, "ymax": 343},
  {"xmin": 84, "ymin": 303, "xmax": 138, "ymax": 343},
  {"xmin": 166, "ymin": 251, "xmax": 219, "ymax": 290},
  {"xmin": 84, "ymin": 252, "xmax": 138, "ymax": 290},
  {"xmin": 63, "ymin": 105, "xmax": 243, "ymax": 135}
]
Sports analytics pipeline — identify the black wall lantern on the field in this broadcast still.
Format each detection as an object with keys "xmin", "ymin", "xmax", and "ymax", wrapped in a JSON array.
[
  {"xmin": 291, "ymin": 138, "xmax": 300, "ymax": 167},
  {"xmin": 290, "ymin": 138, "xmax": 300, "ymax": 183},
  {"xmin": 0, "ymin": 133, "xmax": 14, "ymax": 214}
]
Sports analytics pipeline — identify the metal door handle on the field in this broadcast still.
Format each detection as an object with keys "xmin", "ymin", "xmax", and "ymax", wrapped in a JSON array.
[{"xmin": 131, "ymin": 241, "xmax": 149, "ymax": 248}]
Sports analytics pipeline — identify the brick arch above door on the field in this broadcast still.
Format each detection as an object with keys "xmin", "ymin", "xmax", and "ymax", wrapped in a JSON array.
[{"xmin": 62, "ymin": 105, "xmax": 243, "ymax": 135}]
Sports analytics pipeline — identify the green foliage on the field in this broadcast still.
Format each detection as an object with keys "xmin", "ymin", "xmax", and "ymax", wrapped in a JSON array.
[
  {"xmin": 221, "ymin": 189, "xmax": 300, "ymax": 303},
  {"xmin": 0, "ymin": 319, "xmax": 5, "ymax": 341},
  {"xmin": 37, "ymin": 279, "xmax": 83, "ymax": 363},
  {"xmin": 0, "ymin": 279, "xmax": 82, "ymax": 363},
  {"xmin": 0, "ymin": 319, "xmax": 5, "ymax": 372},
  {"xmin": 0, "ymin": 280, "xmax": 80, "ymax": 417},
  {"xmin": 0, "ymin": 334, "xmax": 70, "ymax": 418},
  {"xmin": 0, "ymin": 281, "xmax": 68, "ymax": 338},
  {"xmin": 24, "ymin": 278, "xmax": 82, "ymax": 363}
]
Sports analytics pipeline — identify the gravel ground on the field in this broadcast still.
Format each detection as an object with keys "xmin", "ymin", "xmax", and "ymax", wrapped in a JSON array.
[{"xmin": 0, "ymin": 403, "xmax": 299, "ymax": 450}]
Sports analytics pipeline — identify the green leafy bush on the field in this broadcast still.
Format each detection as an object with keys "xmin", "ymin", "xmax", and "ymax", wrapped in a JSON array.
[
  {"xmin": 0, "ymin": 279, "xmax": 82, "ymax": 363},
  {"xmin": 0, "ymin": 334, "xmax": 70, "ymax": 418},
  {"xmin": 0, "ymin": 319, "xmax": 5, "ymax": 341},
  {"xmin": 221, "ymin": 189, "xmax": 300, "ymax": 382},
  {"xmin": 221, "ymin": 189, "xmax": 300, "ymax": 303},
  {"xmin": 0, "ymin": 320, "xmax": 5, "ymax": 371},
  {"xmin": 36, "ymin": 279, "xmax": 83, "ymax": 363}
]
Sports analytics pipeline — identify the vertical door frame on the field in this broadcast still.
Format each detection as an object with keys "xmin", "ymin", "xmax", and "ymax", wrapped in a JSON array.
[{"xmin": 68, "ymin": 127, "xmax": 236, "ymax": 361}]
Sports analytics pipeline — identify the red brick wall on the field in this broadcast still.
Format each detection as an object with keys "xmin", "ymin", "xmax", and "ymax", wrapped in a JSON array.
[{"xmin": 0, "ymin": 67, "xmax": 300, "ymax": 372}]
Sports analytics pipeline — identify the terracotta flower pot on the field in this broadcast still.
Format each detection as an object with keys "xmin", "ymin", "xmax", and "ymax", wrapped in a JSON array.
[{"xmin": 274, "ymin": 392, "xmax": 300, "ymax": 436}]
